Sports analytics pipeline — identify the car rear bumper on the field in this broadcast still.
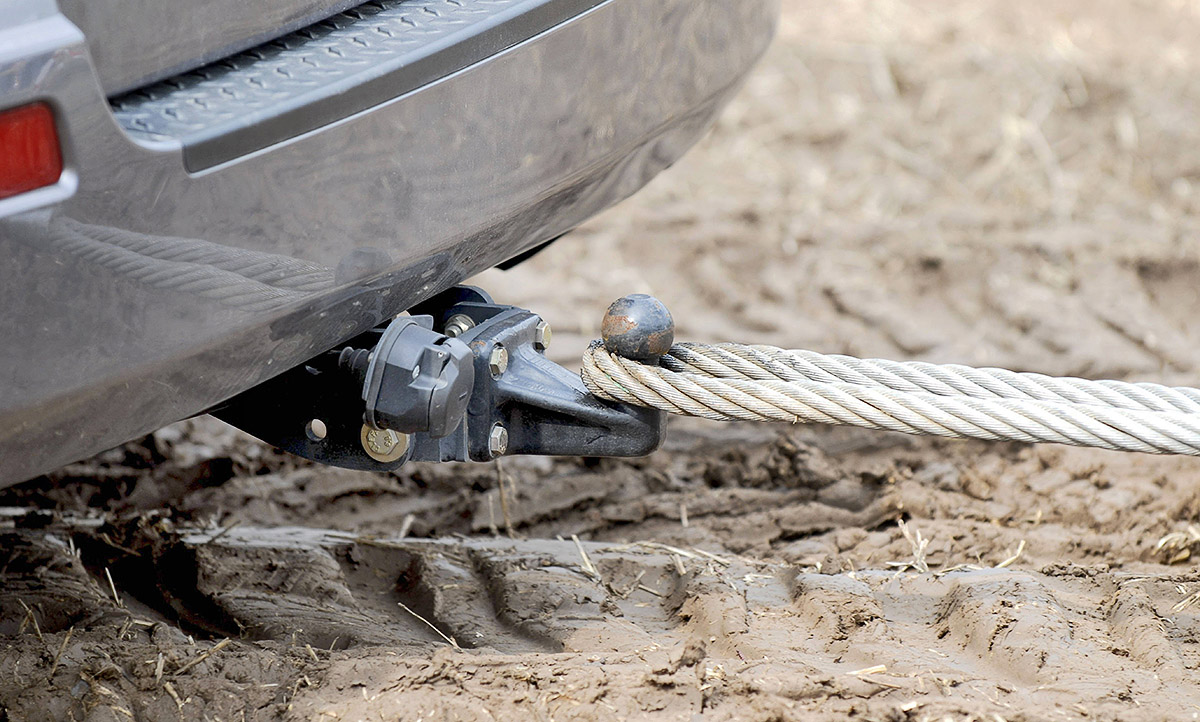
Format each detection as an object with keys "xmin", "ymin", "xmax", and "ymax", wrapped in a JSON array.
[
  {"xmin": 57, "ymin": 0, "xmax": 367, "ymax": 96},
  {"xmin": 0, "ymin": 0, "xmax": 777, "ymax": 485}
]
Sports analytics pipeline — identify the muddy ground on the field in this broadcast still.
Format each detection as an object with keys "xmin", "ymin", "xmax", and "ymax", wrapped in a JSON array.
[{"xmin": 7, "ymin": 0, "xmax": 1200, "ymax": 719}]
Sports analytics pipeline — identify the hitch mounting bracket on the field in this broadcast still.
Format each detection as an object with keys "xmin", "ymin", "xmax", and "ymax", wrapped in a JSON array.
[{"xmin": 212, "ymin": 286, "xmax": 666, "ymax": 471}]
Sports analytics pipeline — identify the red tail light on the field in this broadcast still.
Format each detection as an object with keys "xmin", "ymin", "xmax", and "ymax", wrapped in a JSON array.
[{"xmin": 0, "ymin": 102, "xmax": 63, "ymax": 201}]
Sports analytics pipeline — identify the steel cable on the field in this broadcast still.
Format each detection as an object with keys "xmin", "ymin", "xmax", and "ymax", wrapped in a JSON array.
[{"xmin": 582, "ymin": 341, "xmax": 1200, "ymax": 456}]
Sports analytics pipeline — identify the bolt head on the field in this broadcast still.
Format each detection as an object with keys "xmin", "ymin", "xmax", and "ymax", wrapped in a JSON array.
[
  {"xmin": 360, "ymin": 424, "xmax": 409, "ymax": 463},
  {"xmin": 488, "ymin": 345, "xmax": 509, "ymax": 377},
  {"xmin": 488, "ymin": 423, "xmax": 509, "ymax": 457},
  {"xmin": 534, "ymin": 321, "xmax": 552, "ymax": 352},
  {"xmin": 444, "ymin": 313, "xmax": 475, "ymax": 338},
  {"xmin": 305, "ymin": 419, "xmax": 328, "ymax": 442},
  {"xmin": 601, "ymin": 294, "xmax": 675, "ymax": 362}
]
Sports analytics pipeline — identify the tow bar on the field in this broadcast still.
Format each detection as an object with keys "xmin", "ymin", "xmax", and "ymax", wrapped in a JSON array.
[
  {"xmin": 214, "ymin": 281, "xmax": 1200, "ymax": 468},
  {"xmin": 212, "ymin": 286, "xmax": 668, "ymax": 471}
]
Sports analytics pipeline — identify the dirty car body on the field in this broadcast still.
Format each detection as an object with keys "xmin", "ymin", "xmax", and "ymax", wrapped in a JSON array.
[{"xmin": 0, "ymin": 0, "xmax": 777, "ymax": 485}]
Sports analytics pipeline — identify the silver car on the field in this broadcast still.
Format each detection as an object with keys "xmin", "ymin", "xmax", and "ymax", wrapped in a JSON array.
[{"xmin": 0, "ymin": 0, "xmax": 777, "ymax": 485}]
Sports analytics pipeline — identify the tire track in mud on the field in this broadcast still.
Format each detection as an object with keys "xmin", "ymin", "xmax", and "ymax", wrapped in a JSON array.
[{"xmin": 4, "ymin": 519, "xmax": 1200, "ymax": 720}]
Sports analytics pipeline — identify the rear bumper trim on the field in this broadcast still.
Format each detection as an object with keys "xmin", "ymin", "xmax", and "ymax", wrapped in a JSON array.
[{"xmin": 110, "ymin": 0, "xmax": 605, "ymax": 171}]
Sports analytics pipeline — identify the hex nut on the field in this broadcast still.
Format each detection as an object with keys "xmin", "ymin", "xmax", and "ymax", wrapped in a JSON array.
[
  {"xmin": 489, "ymin": 345, "xmax": 509, "ymax": 377},
  {"xmin": 444, "ymin": 314, "xmax": 475, "ymax": 338},
  {"xmin": 488, "ymin": 423, "xmax": 509, "ymax": 457},
  {"xmin": 534, "ymin": 321, "xmax": 552, "ymax": 352}
]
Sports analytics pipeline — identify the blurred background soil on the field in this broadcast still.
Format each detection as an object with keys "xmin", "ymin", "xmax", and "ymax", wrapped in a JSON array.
[{"xmin": 7, "ymin": 1, "xmax": 1200, "ymax": 720}]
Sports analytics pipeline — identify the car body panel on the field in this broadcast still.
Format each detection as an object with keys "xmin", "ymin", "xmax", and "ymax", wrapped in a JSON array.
[
  {"xmin": 58, "ymin": 0, "xmax": 366, "ymax": 95},
  {"xmin": 0, "ymin": 0, "xmax": 778, "ymax": 485},
  {"xmin": 109, "ymin": 0, "xmax": 612, "ymax": 170}
]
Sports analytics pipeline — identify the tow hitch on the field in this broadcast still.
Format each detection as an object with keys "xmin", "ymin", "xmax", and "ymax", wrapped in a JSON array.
[{"xmin": 212, "ymin": 286, "xmax": 668, "ymax": 471}]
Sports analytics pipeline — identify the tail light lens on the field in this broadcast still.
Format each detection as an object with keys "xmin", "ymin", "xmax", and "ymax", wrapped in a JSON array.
[{"xmin": 0, "ymin": 102, "xmax": 63, "ymax": 201}]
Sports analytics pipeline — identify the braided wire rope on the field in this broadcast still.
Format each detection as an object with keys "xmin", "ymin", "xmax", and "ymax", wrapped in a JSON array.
[{"xmin": 581, "ymin": 341, "xmax": 1200, "ymax": 456}]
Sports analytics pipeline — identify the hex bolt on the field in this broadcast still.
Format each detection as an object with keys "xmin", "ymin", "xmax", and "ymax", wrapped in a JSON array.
[
  {"xmin": 488, "ymin": 423, "xmax": 509, "ymax": 457},
  {"xmin": 489, "ymin": 345, "xmax": 509, "ymax": 377},
  {"xmin": 360, "ymin": 424, "xmax": 409, "ymax": 463},
  {"xmin": 444, "ymin": 314, "xmax": 475, "ymax": 338},
  {"xmin": 534, "ymin": 320, "xmax": 552, "ymax": 352}
]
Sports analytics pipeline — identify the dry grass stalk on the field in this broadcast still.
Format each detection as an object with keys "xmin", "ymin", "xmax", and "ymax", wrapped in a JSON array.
[
  {"xmin": 397, "ymin": 601, "xmax": 460, "ymax": 649},
  {"xmin": 49, "ymin": 626, "xmax": 73, "ymax": 677},
  {"xmin": 888, "ymin": 520, "xmax": 930, "ymax": 573},
  {"xmin": 849, "ymin": 664, "xmax": 887, "ymax": 676},
  {"xmin": 398, "ymin": 513, "xmax": 415, "ymax": 539},
  {"xmin": 495, "ymin": 460, "xmax": 516, "ymax": 538},
  {"xmin": 572, "ymin": 534, "xmax": 600, "ymax": 581},
  {"xmin": 614, "ymin": 570, "xmax": 647, "ymax": 600},
  {"xmin": 17, "ymin": 599, "xmax": 43, "ymax": 642},
  {"xmin": 201, "ymin": 521, "xmax": 240, "ymax": 545},
  {"xmin": 163, "ymin": 681, "xmax": 185, "ymax": 710},
  {"xmin": 173, "ymin": 638, "xmax": 230, "ymax": 676},
  {"xmin": 105, "ymin": 567, "xmax": 123, "ymax": 607},
  {"xmin": 627, "ymin": 541, "xmax": 732, "ymax": 568},
  {"xmin": 1155, "ymin": 525, "xmax": 1200, "ymax": 565},
  {"xmin": 996, "ymin": 540, "xmax": 1026, "ymax": 569},
  {"xmin": 486, "ymin": 494, "xmax": 499, "ymax": 537},
  {"xmin": 1172, "ymin": 588, "xmax": 1200, "ymax": 613}
]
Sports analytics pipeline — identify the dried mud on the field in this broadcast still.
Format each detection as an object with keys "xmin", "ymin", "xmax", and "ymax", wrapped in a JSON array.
[{"xmin": 7, "ymin": 0, "xmax": 1200, "ymax": 720}]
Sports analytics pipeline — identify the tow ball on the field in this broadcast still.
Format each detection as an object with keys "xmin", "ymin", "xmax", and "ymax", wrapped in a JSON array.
[{"xmin": 211, "ymin": 287, "xmax": 670, "ymax": 471}]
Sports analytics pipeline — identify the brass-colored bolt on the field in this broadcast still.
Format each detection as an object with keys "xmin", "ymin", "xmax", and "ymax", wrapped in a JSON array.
[{"xmin": 360, "ymin": 424, "xmax": 409, "ymax": 463}]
